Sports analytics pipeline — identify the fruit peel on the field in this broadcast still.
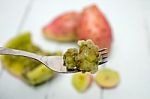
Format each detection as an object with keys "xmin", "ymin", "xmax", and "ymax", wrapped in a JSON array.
[
  {"xmin": 77, "ymin": 4, "xmax": 112, "ymax": 52},
  {"xmin": 43, "ymin": 12, "xmax": 80, "ymax": 42}
]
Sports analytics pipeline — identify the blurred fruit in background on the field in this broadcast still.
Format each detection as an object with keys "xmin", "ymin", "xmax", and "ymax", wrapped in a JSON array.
[
  {"xmin": 43, "ymin": 12, "xmax": 80, "ymax": 42},
  {"xmin": 43, "ymin": 4, "xmax": 112, "ymax": 52},
  {"xmin": 1, "ymin": 33, "xmax": 62, "ymax": 86},
  {"xmin": 77, "ymin": 5, "xmax": 112, "ymax": 52}
]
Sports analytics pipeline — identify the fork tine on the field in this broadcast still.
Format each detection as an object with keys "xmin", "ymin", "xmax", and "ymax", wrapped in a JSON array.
[
  {"xmin": 98, "ymin": 48, "xmax": 107, "ymax": 52},
  {"xmin": 102, "ymin": 56, "xmax": 107, "ymax": 59},
  {"xmin": 98, "ymin": 48, "xmax": 108, "ymax": 65},
  {"xmin": 99, "ymin": 61, "xmax": 108, "ymax": 65},
  {"xmin": 101, "ymin": 52, "xmax": 108, "ymax": 56}
]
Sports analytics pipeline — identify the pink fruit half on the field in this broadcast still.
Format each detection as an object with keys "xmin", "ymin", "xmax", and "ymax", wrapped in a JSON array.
[
  {"xmin": 43, "ymin": 12, "xmax": 80, "ymax": 42},
  {"xmin": 77, "ymin": 5, "xmax": 112, "ymax": 52}
]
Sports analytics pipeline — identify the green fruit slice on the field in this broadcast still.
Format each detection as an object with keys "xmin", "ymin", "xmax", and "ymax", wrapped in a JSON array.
[
  {"xmin": 72, "ymin": 72, "xmax": 92, "ymax": 92},
  {"xmin": 95, "ymin": 68, "xmax": 120, "ymax": 88},
  {"xmin": 1, "ymin": 32, "xmax": 60, "ymax": 86},
  {"xmin": 24, "ymin": 64, "xmax": 55, "ymax": 86}
]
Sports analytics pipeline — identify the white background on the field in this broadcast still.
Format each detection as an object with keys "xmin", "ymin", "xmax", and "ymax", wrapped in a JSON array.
[{"xmin": 0, "ymin": 0, "xmax": 150, "ymax": 99}]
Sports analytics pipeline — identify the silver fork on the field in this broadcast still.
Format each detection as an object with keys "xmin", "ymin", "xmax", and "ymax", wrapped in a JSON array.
[{"xmin": 0, "ymin": 47, "xmax": 108, "ymax": 73}]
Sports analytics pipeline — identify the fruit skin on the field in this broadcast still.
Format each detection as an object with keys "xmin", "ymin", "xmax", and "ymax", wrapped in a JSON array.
[
  {"xmin": 43, "ymin": 12, "xmax": 80, "ymax": 42},
  {"xmin": 77, "ymin": 5, "xmax": 112, "ymax": 52},
  {"xmin": 95, "ymin": 68, "xmax": 120, "ymax": 88},
  {"xmin": 72, "ymin": 72, "xmax": 93, "ymax": 92}
]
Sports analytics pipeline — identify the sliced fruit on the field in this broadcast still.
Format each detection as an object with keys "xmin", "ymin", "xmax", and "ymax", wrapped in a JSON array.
[
  {"xmin": 72, "ymin": 72, "xmax": 92, "ymax": 92},
  {"xmin": 24, "ymin": 64, "xmax": 55, "ymax": 86},
  {"xmin": 1, "ymin": 33, "xmax": 61, "ymax": 86},
  {"xmin": 1, "ymin": 33, "xmax": 40, "ymax": 76},
  {"xmin": 7, "ymin": 62, "xmax": 24, "ymax": 77},
  {"xmin": 43, "ymin": 12, "xmax": 80, "ymax": 42},
  {"xmin": 77, "ymin": 5, "xmax": 112, "ymax": 52},
  {"xmin": 95, "ymin": 68, "xmax": 120, "ymax": 88}
]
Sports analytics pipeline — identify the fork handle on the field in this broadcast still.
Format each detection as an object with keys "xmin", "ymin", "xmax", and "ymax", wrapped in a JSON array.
[{"xmin": 0, "ymin": 47, "xmax": 42, "ymax": 60}]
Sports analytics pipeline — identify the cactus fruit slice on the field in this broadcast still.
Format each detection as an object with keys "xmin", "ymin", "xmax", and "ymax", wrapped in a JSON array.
[
  {"xmin": 95, "ymin": 68, "xmax": 120, "ymax": 88},
  {"xmin": 1, "ymin": 33, "xmax": 61, "ymax": 86},
  {"xmin": 72, "ymin": 72, "xmax": 92, "ymax": 92}
]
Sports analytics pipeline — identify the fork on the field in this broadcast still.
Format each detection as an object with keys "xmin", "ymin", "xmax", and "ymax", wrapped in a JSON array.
[{"xmin": 0, "ymin": 47, "xmax": 108, "ymax": 73}]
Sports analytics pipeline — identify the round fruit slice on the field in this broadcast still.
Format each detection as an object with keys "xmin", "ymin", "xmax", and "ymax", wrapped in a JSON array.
[
  {"xmin": 95, "ymin": 68, "xmax": 120, "ymax": 88},
  {"xmin": 72, "ymin": 72, "xmax": 92, "ymax": 92}
]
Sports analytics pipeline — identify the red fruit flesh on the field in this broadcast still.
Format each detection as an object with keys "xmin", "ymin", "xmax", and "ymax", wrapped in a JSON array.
[
  {"xmin": 77, "ymin": 5, "xmax": 112, "ymax": 51},
  {"xmin": 43, "ymin": 12, "xmax": 80, "ymax": 42}
]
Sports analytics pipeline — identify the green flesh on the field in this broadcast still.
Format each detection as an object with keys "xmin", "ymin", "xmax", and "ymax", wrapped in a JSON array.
[
  {"xmin": 63, "ymin": 39, "xmax": 101, "ymax": 73},
  {"xmin": 1, "ymin": 32, "xmax": 61, "ymax": 86},
  {"xmin": 72, "ymin": 72, "xmax": 91, "ymax": 92}
]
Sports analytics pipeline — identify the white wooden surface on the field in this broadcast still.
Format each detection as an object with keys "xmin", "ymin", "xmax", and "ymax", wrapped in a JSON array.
[{"xmin": 0, "ymin": 0, "xmax": 150, "ymax": 99}]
